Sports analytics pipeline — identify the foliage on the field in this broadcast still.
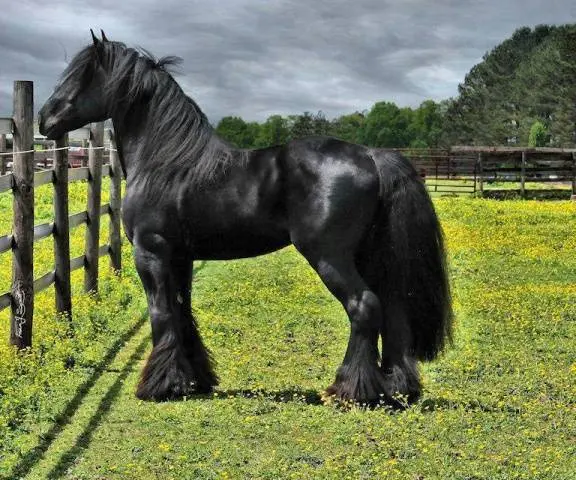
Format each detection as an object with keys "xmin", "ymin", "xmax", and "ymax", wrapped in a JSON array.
[
  {"xmin": 408, "ymin": 100, "xmax": 445, "ymax": 148},
  {"xmin": 528, "ymin": 120, "xmax": 548, "ymax": 147},
  {"xmin": 253, "ymin": 115, "xmax": 290, "ymax": 148},
  {"xmin": 5, "ymin": 198, "xmax": 575, "ymax": 479},
  {"xmin": 215, "ymin": 117, "xmax": 259, "ymax": 148},
  {"xmin": 216, "ymin": 100, "xmax": 446, "ymax": 150},
  {"xmin": 358, "ymin": 102, "xmax": 411, "ymax": 147},
  {"xmin": 288, "ymin": 111, "xmax": 331, "ymax": 139},
  {"xmin": 329, "ymin": 112, "xmax": 365, "ymax": 144},
  {"xmin": 444, "ymin": 24, "xmax": 576, "ymax": 147}
]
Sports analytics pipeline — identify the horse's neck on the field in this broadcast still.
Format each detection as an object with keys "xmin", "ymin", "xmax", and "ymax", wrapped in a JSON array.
[{"xmin": 111, "ymin": 101, "xmax": 238, "ymax": 183}]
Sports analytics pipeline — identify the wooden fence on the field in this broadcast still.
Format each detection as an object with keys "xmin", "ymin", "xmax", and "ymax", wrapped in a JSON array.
[
  {"xmin": 398, "ymin": 149, "xmax": 478, "ymax": 195},
  {"xmin": 0, "ymin": 81, "xmax": 123, "ymax": 349},
  {"xmin": 397, "ymin": 147, "xmax": 576, "ymax": 197}
]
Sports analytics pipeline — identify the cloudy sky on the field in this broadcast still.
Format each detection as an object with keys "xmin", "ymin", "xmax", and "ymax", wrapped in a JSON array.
[{"xmin": 1, "ymin": 0, "xmax": 575, "ymax": 122}]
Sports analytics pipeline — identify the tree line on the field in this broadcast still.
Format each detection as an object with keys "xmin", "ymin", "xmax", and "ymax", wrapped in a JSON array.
[
  {"xmin": 215, "ymin": 100, "xmax": 445, "ymax": 150},
  {"xmin": 215, "ymin": 24, "xmax": 576, "ymax": 149}
]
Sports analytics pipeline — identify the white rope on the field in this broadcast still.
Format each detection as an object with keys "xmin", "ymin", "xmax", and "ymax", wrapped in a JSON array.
[
  {"xmin": 0, "ymin": 145, "xmax": 116, "ymax": 157},
  {"xmin": 0, "ymin": 149, "xmax": 36, "ymax": 156}
]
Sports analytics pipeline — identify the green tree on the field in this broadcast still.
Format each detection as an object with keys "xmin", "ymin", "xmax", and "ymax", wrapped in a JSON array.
[
  {"xmin": 360, "ymin": 101, "xmax": 412, "ymax": 147},
  {"xmin": 528, "ymin": 121, "xmax": 548, "ymax": 146},
  {"xmin": 215, "ymin": 116, "xmax": 258, "ymax": 148},
  {"xmin": 331, "ymin": 112, "xmax": 365, "ymax": 144},
  {"xmin": 409, "ymin": 100, "xmax": 444, "ymax": 148},
  {"xmin": 254, "ymin": 115, "xmax": 290, "ymax": 148},
  {"xmin": 547, "ymin": 26, "xmax": 576, "ymax": 146},
  {"xmin": 289, "ymin": 112, "xmax": 315, "ymax": 139},
  {"xmin": 443, "ymin": 25, "xmax": 555, "ymax": 146},
  {"xmin": 289, "ymin": 111, "xmax": 332, "ymax": 139}
]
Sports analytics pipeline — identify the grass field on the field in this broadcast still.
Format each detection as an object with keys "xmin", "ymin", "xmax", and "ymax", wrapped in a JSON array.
[
  {"xmin": 0, "ymin": 181, "xmax": 147, "ymax": 476},
  {"xmin": 1, "ymin": 192, "xmax": 575, "ymax": 479}
]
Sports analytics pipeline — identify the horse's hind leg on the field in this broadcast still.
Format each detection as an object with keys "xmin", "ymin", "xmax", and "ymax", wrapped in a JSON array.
[
  {"xmin": 133, "ymin": 232, "xmax": 217, "ymax": 400},
  {"xmin": 380, "ymin": 304, "xmax": 421, "ymax": 405},
  {"xmin": 298, "ymin": 248, "xmax": 391, "ymax": 404}
]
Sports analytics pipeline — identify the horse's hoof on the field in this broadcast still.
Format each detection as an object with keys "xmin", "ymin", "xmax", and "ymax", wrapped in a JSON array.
[{"xmin": 323, "ymin": 362, "xmax": 420, "ymax": 408}]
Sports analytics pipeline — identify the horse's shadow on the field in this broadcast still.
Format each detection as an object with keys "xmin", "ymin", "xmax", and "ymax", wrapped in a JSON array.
[
  {"xmin": 212, "ymin": 388, "xmax": 324, "ymax": 405},
  {"xmin": 200, "ymin": 390, "xmax": 524, "ymax": 414},
  {"xmin": 180, "ymin": 388, "xmax": 410, "ymax": 411}
]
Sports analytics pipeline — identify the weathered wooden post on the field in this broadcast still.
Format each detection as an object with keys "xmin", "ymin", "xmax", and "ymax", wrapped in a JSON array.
[
  {"xmin": 108, "ymin": 130, "xmax": 122, "ymax": 272},
  {"xmin": 477, "ymin": 152, "xmax": 484, "ymax": 196},
  {"xmin": 84, "ymin": 122, "xmax": 104, "ymax": 293},
  {"xmin": 570, "ymin": 152, "xmax": 576, "ymax": 200},
  {"xmin": 54, "ymin": 134, "xmax": 72, "ymax": 314},
  {"xmin": 11, "ymin": 81, "xmax": 34, "ymax": 349},
  {"xmin": 81, "ymin": 138, "xmax": 88, "ymax": 167},
  {"xmin": 0, "ymin": 134, "xmax": 6, "ymax": 175},
  {"xmin": 520, "ymin": 151, "xmax": 527, "ymax": 199}
]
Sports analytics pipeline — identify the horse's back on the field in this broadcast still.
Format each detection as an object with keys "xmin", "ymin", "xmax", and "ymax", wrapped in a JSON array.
[{"xmin": 280, "ymin": 136, "xmax": 381, "ymax": 250}]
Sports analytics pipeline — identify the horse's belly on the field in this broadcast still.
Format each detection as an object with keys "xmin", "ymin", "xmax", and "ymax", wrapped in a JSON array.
[{"xmin": 192, "ymin": 228, "xmax": 291, "ymax": 260}]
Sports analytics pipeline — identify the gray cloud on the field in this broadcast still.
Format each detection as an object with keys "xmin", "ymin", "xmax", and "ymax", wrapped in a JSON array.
[{"xmin": 1, "ymin": 0, "xmax": 575, "ymax": 122}]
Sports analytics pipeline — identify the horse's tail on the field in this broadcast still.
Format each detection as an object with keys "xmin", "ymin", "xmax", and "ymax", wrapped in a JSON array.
[{"xmin": 360, "ymin": 150, "xmax": 453, "ymax": 362}]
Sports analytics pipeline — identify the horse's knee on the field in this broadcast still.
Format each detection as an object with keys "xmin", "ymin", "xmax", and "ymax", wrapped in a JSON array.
[{"xmin": 347, "ymin": 290, "xmax": 381, "ymax": 331}]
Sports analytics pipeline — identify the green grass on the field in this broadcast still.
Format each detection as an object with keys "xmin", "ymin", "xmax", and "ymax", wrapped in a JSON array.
[
  {"xmin": 0, "ymin": 181, "xmax": 146, "ymax": 477},
  {"xmin": 1, "ymin": 197, "xmax": 573, "ymax": 479}
]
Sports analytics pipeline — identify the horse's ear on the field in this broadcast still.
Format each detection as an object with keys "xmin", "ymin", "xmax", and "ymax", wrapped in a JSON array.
[
  {"xmin": 101, "ymin": 30, "xmax": 109, "ymax": 42},
  {"xmin": 90, "ymin": 29, "xmax": 104, "ymax": 63},
  {"xmin": 90, "ymin": 29, "xmax": 100, "ymax": 47}
]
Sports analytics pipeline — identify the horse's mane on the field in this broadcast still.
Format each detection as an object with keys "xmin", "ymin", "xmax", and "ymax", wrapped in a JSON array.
[{"xmin": 63, "ymin": 41, "xmax": 243, "ymax": 190}]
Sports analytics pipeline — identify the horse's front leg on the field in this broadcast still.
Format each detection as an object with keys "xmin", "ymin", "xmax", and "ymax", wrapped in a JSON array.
[{"xmin": 133, "ymin": 232, "xmax": 217, "ymax": 400}]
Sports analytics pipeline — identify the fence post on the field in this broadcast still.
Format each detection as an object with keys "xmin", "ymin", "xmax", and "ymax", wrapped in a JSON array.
[
  {"xmin": 11, "ymin": 81, "xmax": 34, "ymax": 349},
  {"xmin": 0, "ymin": 134, "xmax": 6, "ymax": 175},
  {"xmin": 520, "ymin": 151, "xmax": 527, "ymax": 199},
  {"xmin": 477, "ymin": 152, "xmax": 484, "ymax": 196},
  {"xmin": 54, "ymin": 134, "xmax": 72, "ymax": 314},
  {"xmin": 572, "ymin": 152, "xmax": 576, "ymax": 200},
  {"xmin": 81, "ymin": 139, "xmax": 88, "ymax": 167},
  {"xmin": 84, "ymin": 122, "xmax": 104, "ymax": 293},
  {"xmin": 108, "ymin": 130, "xmax": 122, "ymax": 272}
]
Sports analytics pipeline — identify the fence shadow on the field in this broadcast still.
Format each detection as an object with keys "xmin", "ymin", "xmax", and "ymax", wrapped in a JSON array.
[
  {"xmin": 9, "ymin": 310, "xmax": 149, "ymax": 479},
  {"xmin": 45, "ymin": 332, "xmax": 151, "ymax": 479}
]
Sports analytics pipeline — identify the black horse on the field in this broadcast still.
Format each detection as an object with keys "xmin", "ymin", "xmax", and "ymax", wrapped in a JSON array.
[{"xmin": 39, "ymin": 32, "xmax": 452, "ymax": 406}]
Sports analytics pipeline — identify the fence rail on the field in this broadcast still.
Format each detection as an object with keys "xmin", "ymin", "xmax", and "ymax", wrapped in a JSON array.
[
  {"xmin": 395, "ymin": 147, "xmax": 576, "ymax": 196},
  {"xmin": 0, "ymin": 81, "xmax": 123, "ymax": 349}
]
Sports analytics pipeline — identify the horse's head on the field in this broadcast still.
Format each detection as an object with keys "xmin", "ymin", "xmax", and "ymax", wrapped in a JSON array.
[{"xmin": 39, "ymin": 30, "xmax": 110, "ymax": 139}]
